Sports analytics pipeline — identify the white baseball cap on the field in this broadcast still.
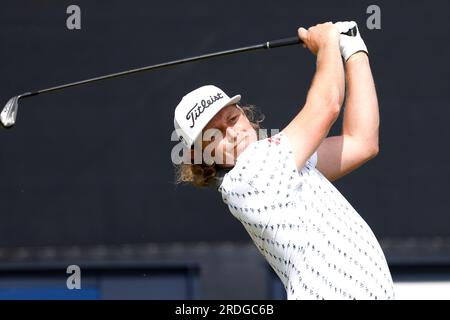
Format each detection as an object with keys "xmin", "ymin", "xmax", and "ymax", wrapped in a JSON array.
[{"xmin": 174, "ymin": 85, "xmax": 241, "ymax": 148}]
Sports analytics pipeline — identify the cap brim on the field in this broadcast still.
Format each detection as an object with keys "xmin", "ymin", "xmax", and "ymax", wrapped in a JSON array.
[
  {"xmin": 210, "ymin": 94, "xmax": 242, "ymax": 122},
  {"xmin": 227, "ymin": 94, "xmax": 241, "ymax": 106}
]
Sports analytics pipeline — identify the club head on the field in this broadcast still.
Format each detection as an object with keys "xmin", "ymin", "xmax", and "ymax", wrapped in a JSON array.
[{"xmin": 0, "ymin": 96, "xmax": 19, "ymax": 129}]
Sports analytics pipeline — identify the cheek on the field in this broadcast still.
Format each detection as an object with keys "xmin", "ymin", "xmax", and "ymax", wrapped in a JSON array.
[
  {"xmin": 215, "ymin": 140, "xmax": 228, "ymax": 156},
  {"xmin": 240, "ymin": 117, "xmax": 254, "ymax": 131},
  {"xmin": 241, "ymin": 119, "xmax": 257, "ymax": 140}
]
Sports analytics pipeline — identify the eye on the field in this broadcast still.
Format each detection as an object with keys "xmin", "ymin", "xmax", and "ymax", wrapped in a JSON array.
[{"xmin": 230, "ymin": 115, "xmax": 239, "ymax": 123}]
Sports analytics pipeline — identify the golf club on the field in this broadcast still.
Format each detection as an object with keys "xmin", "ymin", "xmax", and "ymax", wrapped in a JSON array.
[{"xmin": 0, "ymin": 26, "xmax": 357, "ymax": 129}]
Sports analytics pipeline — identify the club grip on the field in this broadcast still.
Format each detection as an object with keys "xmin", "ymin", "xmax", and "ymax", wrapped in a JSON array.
[
  {"xmin": 266, "ymin": 37, "xmax": 301, "ymax": 49},
  {"xmin": 266, "ymin": 26, "xmax": 358, "ymax": 49}
]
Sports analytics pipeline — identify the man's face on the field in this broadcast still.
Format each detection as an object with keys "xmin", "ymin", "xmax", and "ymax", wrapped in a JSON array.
[{"xmin": 200, "ymin": 104, "xmax": 257, "ymax": 167}]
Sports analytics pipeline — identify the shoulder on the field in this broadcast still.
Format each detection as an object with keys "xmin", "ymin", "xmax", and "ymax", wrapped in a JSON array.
[
  {"xmin": 235, "ymin": 132, "xmax": 291, "ymax": 165},
  {"xmin": 222, "ymin": 132, "xmax": 305, "ymax": 191}
]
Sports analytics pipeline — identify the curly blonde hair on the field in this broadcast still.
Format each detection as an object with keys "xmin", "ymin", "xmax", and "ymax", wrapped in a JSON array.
[{"xmin": 174, "ymin": 105, "xmax": 265, "ymax": 188}]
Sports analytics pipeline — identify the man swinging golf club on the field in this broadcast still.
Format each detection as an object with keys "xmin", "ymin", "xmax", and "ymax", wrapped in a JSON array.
[{"xmin": 173, "ymin": 21, "xmax": 395, "ymax": 300}]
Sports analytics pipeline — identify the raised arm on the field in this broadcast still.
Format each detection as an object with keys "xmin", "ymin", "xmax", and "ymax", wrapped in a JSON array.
[
  {"xmin": 282, "ymin": 22, "xmax": 345, "ymax": 170},
  {"xmin": 316, "ymin": 22, "xmax": 380, "ymax": 181},
  {"xmin": 341, "ymin": 53, "xmax": 379, "ymax": 148}
]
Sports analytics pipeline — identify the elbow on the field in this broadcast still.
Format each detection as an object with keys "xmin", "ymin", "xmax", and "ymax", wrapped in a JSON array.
[
  {"xmin": 320, "ymin": 102, "xmax": 341, "ymax": 131},
  {"xmin": 330, "ymin": 86, "xmax": 344, "ymax": 117},
  {"xmin": 364, "ymin": 141, "xmax": 379, "ymax": 160},
  {"xmin": 352, "ymin": 135, "xmax": 379, "ymax": 161},
  {"xmin": 325, "ymin": 99, "xmax": 341, "ymax": 124},
  {"xmin": 332, "ymin": 82, "xmax": 345, "ymax": 109},
  {"xmin": 369, "ymin": 130, "xmax": 380, "ymax": 159},
  {"xmin": 307, "ymin": 85, "xmax": 343, "ymax": 116},
  {"xmin": 321, "ymin": 90, "xmax": 342, "ymax": 122},
  {"xmin": 369, "ymin": 144, "xmax": 379, "ymax": 159},
  {"xmin": 329, "ymin": 102, "xmax": 342, "ymax": 120}
]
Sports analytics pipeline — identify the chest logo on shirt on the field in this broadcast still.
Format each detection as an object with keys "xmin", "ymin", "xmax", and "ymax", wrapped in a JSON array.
[
  {"xmin": 186, "ymin": 93, "xmax": 224, "ymax": 128},
  {"xmin": 268, "ymin": 136, "xmax": 281, "ymax": 145}
]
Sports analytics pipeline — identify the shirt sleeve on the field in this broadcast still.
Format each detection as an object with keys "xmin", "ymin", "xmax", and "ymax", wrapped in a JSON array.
[{"xmin": 308, "ymin": 150, "xmax": 318, "ymax": 168}]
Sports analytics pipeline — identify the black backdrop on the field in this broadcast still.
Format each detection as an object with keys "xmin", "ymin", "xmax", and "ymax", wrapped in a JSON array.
[{"xmin": 0, "ymin": 0, "xmax": 449, "ymax": 247}]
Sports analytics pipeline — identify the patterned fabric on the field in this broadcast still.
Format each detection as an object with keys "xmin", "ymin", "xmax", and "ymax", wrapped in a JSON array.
[{"xmin": 218, "ymin": 132, "xmax": 395, "ymax": 300}]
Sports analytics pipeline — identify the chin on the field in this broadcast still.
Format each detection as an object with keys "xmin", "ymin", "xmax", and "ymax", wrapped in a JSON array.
[
  {"xmin": 236, "ymin": 137, "xmax": 253, "ymax": 157},
  {"xmin": 217, "ymin": 162, "xmax": 235, "ymax": 169}
]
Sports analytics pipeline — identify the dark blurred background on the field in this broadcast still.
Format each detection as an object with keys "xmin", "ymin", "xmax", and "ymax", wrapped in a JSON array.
[{"xmin": 0, "ymin": 0, "xmax": 449, "ymax": 299}]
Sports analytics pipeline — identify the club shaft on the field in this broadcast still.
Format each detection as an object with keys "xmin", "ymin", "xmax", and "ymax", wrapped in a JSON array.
[
  {"xmin": 2, "ymin": 28, "xmax": 357, "ymax": 129},
  {"xmin": 15, "ymin": 26, "xmax": 357, "ymax": 101},
  {"xmin": 19, "ymin": 38, "xmax": 301, "ymax": 99}
]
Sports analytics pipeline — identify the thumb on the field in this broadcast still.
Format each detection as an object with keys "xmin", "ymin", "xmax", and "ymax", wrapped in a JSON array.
[{"xmin": 297, "ymin": 27, "xmax": 308, "ymax": 46}]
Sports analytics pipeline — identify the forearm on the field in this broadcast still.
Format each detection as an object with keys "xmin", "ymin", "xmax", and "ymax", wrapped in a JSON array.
[
  {"xmin": 306, "ymin": 42, "xmax": 345, "ymax": 111},
  {"xmin": 342, "ymin": 53, "xmax": 379, "ymax": 150},
  {"xmin": 283, "ymin": 23, "xmax": 346, "ymax": 170}
]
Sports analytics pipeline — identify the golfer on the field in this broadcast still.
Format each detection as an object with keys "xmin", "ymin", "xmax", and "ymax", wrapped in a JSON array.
[{"xmin": 173, "ymin": 21, "xmax": 395, "ymax": 300}]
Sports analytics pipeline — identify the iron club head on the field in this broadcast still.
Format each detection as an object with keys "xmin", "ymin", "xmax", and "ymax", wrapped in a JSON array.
[{"xmin": 0, "ymin": 96, "xmax": 19, "ymax": 129}]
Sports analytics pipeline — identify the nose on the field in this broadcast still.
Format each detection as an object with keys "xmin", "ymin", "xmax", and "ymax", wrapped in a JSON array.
[{"xmin": 226, "ymin": 127, "xmax": 238, "ymax": 142}]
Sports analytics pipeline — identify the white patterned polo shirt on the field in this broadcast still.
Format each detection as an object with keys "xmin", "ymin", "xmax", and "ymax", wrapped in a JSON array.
[{"xmin": 218, "ymin": 131, "xmax": 395, "ymax": 300}]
